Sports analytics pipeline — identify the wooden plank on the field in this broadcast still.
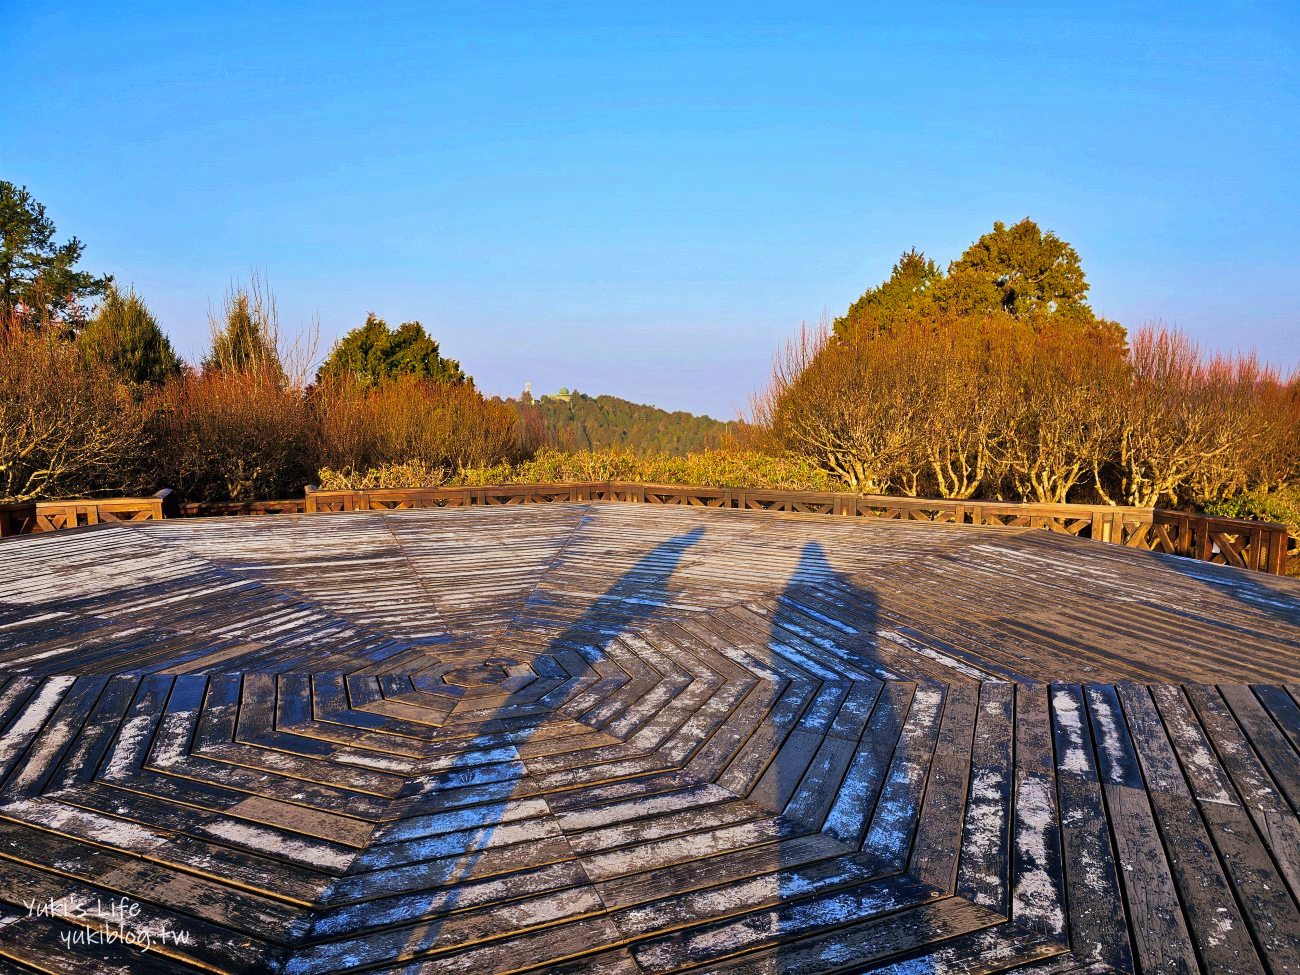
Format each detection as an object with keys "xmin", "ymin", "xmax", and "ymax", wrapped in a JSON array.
[
  {"xmin": 1219, "ymin": 683, "xmax": 1300, "ymax": 813},
  {"xmin": 1048, "ymin": 684, "xmax": 1132, "ymax": 972},
  {"xmin": 1151, "ymin": 684, "xmax": 1300, "ymax": 972},
  {"xmin": 1085, "ymin": 683, "xmax": 1199, "ymax": 975},
  {"xmin": 1010, "ymin": 684, "xmax": 1066, "ymax": 941},
  {"xmin": 956, "ymin": 681, "xmax": 1014, "ymax": 913},
  {"xmin": 1117, "ymin": 682, "xmax": 1264, "ymax": 973},
  {"xmin": 909, "ymin": 682, "xmax": 978, "ymax": 889},
  {"xmin": 860, "ymin": 683, "xmax": 946, "ymax": 870}
]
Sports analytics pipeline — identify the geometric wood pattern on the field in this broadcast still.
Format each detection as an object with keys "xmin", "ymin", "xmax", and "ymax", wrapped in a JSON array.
[{"xmin": 0, "ymin": 503, "xmax": 1296, "ymax": 973}]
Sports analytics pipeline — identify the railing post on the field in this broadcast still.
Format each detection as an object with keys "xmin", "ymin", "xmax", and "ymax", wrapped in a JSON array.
[
  {"xmin": 1090, "ymin": 511, "xmax": 1104, "ymax": 542},
  {"xmin": 153, "ymin": 488, "xmax": 177, "ymax": 518},
  {"xmin": 1194, "ymin": 520, "xmax": 1213, "ymax": 562},
  {"xmin": 1267, "ymin": 529, "xmax": 1288, "ymax": 576}
]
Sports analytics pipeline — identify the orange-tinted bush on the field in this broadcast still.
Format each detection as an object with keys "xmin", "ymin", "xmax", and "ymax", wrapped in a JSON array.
[
  {"xmin": 756, "ymin": 314, "xmax": 1295, "ymax": 507},
  {"xmin": 314, "ymin": 375, "xmax": 531, "ymax": 476},
  {"xmin": 143, "ymin": 368, "xmax": 319, "ymax": 502},
  {"xmin": 754, "ymin": 321, "xmax": 929, "ymax": 493}
]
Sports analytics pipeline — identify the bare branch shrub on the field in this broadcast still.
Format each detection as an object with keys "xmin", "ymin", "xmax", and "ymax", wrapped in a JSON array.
[
  {"xmin": 997, "ymin": 325, "xmax": 1127, "ymax": 503},
  {"xmin": 753, "ymin": 314, "xmax": 1293, "ymax": 508},
  {"xmin": 314, "ymin": 375, "xmax": 529, "ymax": 476},
  {"xmin": 1186, "ymin": 351, "xmax": 1299, "ymax": 503},
  {"xmin": 755, "ymin": 321, "xmax": 927, "ymax": 493},
  {"xmin": 1088, "ymin": 327, "xmax": 1242, "ymax": 507},
  {"xmin": 914, "ymin": 317, "xmax": 1015, "ymax": 499},
  {"xmin": 0, "ymin": 332, "xmax": 143, "ymax": 501}
]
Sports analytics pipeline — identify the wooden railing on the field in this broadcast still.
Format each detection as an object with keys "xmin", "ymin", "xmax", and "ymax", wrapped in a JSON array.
[
  {"xmin": 302, "ymin": 482, "xmax": 1290, "ymax": 575},
  {"xmin": 31, "ymin": 489, "xmax": 177, "ymax": 531},
  {"xmin": 180, "ymin": 499, "xmax": 307, "ymax": 517},
  {"xmin": 0, "ymin": 483, "xmax": 1287, "ymax": 575},
  {"xmin": 0, "ymin": 502, "xmax": 37, "ymax": 537},
  {"xmin": 1150, "ymin": 509, "xmax": 1289, "ymax": 575},
  {"xmin": 303, "ymin": 482, "xmax": 609, "ymax": 513}
]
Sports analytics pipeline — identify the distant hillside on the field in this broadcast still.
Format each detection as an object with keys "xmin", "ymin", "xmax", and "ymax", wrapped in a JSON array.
[{"xmin": 511, "ymin": 390, "xmax": 730, "ymax": 455}]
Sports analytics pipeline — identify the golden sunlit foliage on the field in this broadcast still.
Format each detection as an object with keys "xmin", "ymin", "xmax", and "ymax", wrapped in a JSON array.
[
  {"xmin": 318, "ymin": 447, "xmax": 838, "ymax": 492},
  {"xmin": 0, "ymin": 331, "xmax": 142, "ymax": 501},
  {"xmin": 756, "ymin": 314, "xmax": 1299, "ymax": 507}
]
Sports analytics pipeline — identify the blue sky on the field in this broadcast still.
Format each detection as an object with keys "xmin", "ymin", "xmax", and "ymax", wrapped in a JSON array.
[{"xmin": 3, "ymin": 1, "xmax": 1297, "ymax": 417}]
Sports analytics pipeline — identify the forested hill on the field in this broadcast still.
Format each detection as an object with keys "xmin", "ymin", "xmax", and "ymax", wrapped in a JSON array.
[{"xmin": 512, "ymin": 392, "xmax": 731, "ymax": 454}]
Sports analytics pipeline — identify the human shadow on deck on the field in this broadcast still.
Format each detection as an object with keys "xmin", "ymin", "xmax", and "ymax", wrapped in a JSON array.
[
  {"xmin": 298, "ymin": 526, "xmax": 707, "ymax": 974},
  {"xmin": 541, "ymin": 525, "xmax": 706, "ymax": 650},
  {"xmin": 760, "ymin": 542, "xmax": 943, "ymax": 974}
]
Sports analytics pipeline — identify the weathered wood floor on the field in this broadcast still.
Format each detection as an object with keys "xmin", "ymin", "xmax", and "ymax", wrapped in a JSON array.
[{"xmin": 0, "ymin": 503, "xmax": 1295, "ymax": 974}]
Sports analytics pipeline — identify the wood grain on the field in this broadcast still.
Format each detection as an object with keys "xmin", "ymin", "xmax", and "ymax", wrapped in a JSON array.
[{"xmin": 0, "ymin": 503, "xmax": 1293, "ymax": 973}]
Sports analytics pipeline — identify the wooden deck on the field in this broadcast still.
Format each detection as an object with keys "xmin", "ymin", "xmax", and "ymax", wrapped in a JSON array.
[{"xmin": 0, "ymin": 502, "xmax": 1295, "ymax": 974}]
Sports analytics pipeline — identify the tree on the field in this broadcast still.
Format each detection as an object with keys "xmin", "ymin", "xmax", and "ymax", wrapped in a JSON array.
[
  {"xmin": 833, "ymin": 219, "xmax": 1125, "ymax": 350},
  {"xmin": 0, "ymin": 332, "xmax": 143, "ymax": 501},
  {"xmin": 317, "ymin": 314, "xmax": 466, "ymax": 387},
  {"xmin": 943, "ymin": 218, "xmax": 1090, "ymax": 318},
  {"xmin": 0, "ymin": 181, "xmax": 110, "ymax": 335},
  {"xmin": 202, "ymin": 277, "xmax": 283, "ymax": 378},
  {"xmin": 940, "ymin": 219, "xmax": 1126, "ymax": 352},
  {"xmin": 755, "ymin": 321, "xmax": 928, "ymax": 493},
  {"xmin": 79, "ymin": 284, "xmax": 182, "ymax": 386},
  {"xmin": 833, "ymin": 248, "xmax": 942, "ymax": 338}
]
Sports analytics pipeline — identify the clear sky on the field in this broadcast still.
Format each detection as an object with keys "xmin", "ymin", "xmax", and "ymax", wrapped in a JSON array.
[{"xmin": 3, "ymin": 1, "xmax": 1297, "ymax": 417}]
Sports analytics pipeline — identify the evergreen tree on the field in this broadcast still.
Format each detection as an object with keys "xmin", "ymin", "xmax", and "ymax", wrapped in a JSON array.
[
  {"xmin": 202, "ymin": 280, "xmax": 282, "ymax": 376},
  {"xmin": 834, "ymin": 219, "xmax": 1125, "ymax": 349},
  {"xmin": 833, "ymin": 248, "xmax": 942, "ymax": 337},
  {"xmin": 79, "ymin": 284, "xmax": 182, "ymax": 386},
  {"xmin": 941, "ymin": 218, "xmax": 1092, "ymax": 320},
  {"xmin": 317, "ymin": 314, "xmax": 466, "ymax": 386},
  {"xmin": 0, "ymin": 181, "xmax": 110, "ymax": 335}
]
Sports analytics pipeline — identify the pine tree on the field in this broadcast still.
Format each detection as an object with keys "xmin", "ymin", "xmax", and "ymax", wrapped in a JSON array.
[
  {"xmin": 833, "ymin": 248, "xmax": 942, "ymax": 337},
  {"xmin": 942, "ymin": 218, "xmax": 1091, "ymax": 320},
  {"xmin": 0, "ymin": 181, "xmax": 110, "ymax": 335}
]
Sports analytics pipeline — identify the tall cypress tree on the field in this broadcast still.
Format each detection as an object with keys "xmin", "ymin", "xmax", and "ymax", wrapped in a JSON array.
[
  {"xmin": 79, "ymin": 284, "xmax": 182, "ymax": 385},
  {"xmin": 202, "ymin": 278, "xmax": 283, "ymax": 377}
]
